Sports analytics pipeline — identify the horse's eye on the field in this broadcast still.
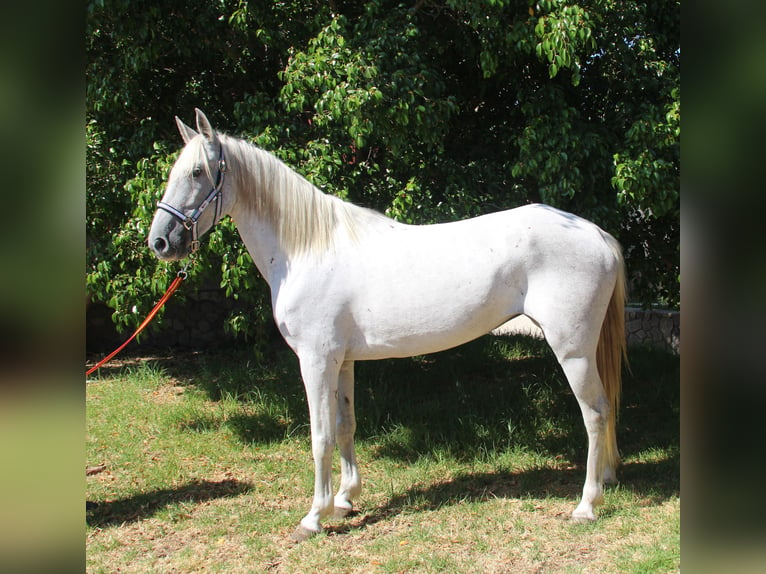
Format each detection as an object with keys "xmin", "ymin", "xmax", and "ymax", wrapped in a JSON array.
[{"xmin": 192, "ymin": 167, "xmax": 202, "ymax": 178}]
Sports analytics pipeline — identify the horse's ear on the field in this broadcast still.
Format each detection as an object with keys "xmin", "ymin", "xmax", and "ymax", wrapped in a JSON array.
[
  {"xmin": 194, "ymin": 108, "xmax": 217, "ymax": 142},
  {"xmin": 175, "ymin": 116, "xmax": 198, "ymax": 144}
]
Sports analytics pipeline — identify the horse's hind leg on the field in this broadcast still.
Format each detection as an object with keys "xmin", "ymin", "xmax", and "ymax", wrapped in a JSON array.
[
  {"xmin": 334, "ymin": 360, "xmax": 361, "ymax": 517},
  {"xmin": 557, "ymin": 353, "xmax": 611, "ymax": 521}
]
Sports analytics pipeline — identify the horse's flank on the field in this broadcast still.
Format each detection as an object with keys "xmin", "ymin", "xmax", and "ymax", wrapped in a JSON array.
[{"xmin": 220, "ymin": 135, "xmax": 392, "ymax": 258}]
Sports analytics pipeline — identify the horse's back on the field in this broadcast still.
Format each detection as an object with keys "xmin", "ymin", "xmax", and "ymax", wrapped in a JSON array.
[{"xmin": 353, "ymin": 203, "xmax": 618, "ymax": 290}]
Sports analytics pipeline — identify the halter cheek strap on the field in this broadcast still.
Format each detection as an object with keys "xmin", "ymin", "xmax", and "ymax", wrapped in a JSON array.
[{"xmin": 158, "ymin": 145, "xmax": 227, "ymax": 254}]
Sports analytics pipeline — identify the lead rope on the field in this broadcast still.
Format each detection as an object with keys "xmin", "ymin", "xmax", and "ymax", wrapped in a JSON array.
[{"xmin": 86, "ymin": 261, "xmax": 193, "ymax": 378}]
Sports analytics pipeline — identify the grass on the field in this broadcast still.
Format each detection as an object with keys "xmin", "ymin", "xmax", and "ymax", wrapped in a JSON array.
[{"xmin": 86, "ymin": 335, "xmax": 679, "ymax": 573}]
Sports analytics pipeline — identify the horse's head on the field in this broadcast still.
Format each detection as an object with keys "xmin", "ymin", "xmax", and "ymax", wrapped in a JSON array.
[{"xmin": 148, "ymin": 108, "xmax": 229, "ymax": 261}]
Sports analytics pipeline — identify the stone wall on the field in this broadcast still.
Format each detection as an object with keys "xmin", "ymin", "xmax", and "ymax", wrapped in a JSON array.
[
  {"xmin": 491, "ymin": 307, "xmax": 680, "ymax": 354},
  {"xmin": 86, "ymin": 287, "xmax": 247, "ymax": 353},
  {"xmin": 625, "ymin": 306, "xmax": 680, "ymax": 354}
]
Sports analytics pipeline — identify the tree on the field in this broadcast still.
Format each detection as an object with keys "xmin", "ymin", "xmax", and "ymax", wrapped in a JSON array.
[{"xmin": 86, "ymin": 0, "xmax": 680, "ymax": 342}]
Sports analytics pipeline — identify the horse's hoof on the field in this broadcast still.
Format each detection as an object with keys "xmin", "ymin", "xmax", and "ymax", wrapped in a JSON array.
[
  {"xmin": 290, "ymin": 525, "xmax": 320, "ymax": 543},
  {"xmin": 571, "ymin": 510, "xmax": 597, "ymax": 523},
  {"xmin": 571, "ymin": 499, "xmax": 598, "ymax": 523},
  {"xmin": 333, "ymin": 506, "xmax": 353, "ymax": 519}
]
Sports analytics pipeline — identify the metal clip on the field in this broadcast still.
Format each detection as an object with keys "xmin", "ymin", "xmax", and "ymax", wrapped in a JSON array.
[{"xmin": 177, "ymin": 253, "xmax": 197, "ymax": 279}]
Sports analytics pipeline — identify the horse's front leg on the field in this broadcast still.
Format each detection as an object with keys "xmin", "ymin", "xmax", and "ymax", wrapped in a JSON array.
[
  {"xmin": 293, "ymin": 353, "xmax": 342, "ymax": 541},
  {"xmin": 334, "ymin": 360, "xmax": 361, "ymax": 516}
]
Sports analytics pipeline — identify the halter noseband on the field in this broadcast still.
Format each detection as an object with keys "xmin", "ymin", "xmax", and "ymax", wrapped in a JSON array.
[{"xmin": 157, "ymin": 144, "xmax": 227, "ymax": 254}]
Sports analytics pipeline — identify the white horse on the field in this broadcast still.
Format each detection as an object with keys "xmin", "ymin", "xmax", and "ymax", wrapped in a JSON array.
[{"xmin": 149, "ymin": 109, "xmax": 627, "ymax": 540}]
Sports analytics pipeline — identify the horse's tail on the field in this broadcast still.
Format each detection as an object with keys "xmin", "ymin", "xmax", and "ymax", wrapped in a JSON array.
[{"xmin": 597, "ymin": 232, "xmax": 628, "ymax": 474}]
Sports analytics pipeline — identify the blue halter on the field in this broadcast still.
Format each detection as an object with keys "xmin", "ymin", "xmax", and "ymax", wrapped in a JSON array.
[{"xmin": 157, "ymin": 144, "xmax": 227, "ymax": 254}]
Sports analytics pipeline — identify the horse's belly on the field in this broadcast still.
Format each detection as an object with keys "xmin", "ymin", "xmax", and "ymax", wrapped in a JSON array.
[
  {"xmin": 344, "ymin": 316, "xmax": 514, "ymax": 360},
  {"xmin": 343, "ymin": 270, "xmax": 523, "ymax": 360}
]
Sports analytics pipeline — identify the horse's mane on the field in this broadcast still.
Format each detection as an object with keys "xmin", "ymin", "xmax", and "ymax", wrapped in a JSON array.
[{"xmin": 218, "ymin": 134, "xmax": 392, "ymax": 257}]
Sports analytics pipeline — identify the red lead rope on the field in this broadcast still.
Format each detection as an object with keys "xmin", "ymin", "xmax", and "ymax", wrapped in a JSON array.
[{"xmin": 86, "ymin": 272, "xmax": 187, "ymax": 377}]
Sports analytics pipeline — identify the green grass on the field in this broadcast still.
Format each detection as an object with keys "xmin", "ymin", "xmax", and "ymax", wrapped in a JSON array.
[{"xmin": 87, "ymin": 335, "xmax": 679, "ymax": 573}]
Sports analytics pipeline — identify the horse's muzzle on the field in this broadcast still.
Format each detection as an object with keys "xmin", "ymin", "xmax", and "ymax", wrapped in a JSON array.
[{"xmin": 148, "ymin": 216, "xmax": 191, "ymax": 261}]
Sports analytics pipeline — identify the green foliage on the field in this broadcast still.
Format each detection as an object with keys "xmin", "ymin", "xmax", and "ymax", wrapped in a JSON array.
[
  {"xmin": 534, "ymin": 0, "xmax": 597, "ymax": 85},
  {"xmin": 87, "ymin": 0, "xmax": 680, "ymax": 338}
]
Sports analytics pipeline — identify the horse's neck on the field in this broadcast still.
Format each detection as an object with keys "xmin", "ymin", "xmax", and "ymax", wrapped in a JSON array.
[
  {"xmin": 225, "ymin": 139, "xmax": 397, "ymax": 284},
  {"xmin": 228, "ymin": 205, "xmax": 287, "ymax": 288},
  {"xmin": 227, "ymin": 141, "xmax": 337, "ymax": 281},
  {"xmin": 221, "ymin": 143, "xmax": 287, "ymax": 286}
]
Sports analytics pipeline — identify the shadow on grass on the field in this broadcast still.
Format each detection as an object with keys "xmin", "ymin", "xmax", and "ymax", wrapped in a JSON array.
[
  {"xmin": 100, "ymin": 336, "xmax": 678, "ymax": 466},
  {"xmin": 86, "ymin": 478, "xmax": 252, "ymax": 528},
  {"xmin": 329, "ymin": 452, "xmax": 680, "ymax": 535},
  {"xmin": 227, "ymin": 411, "xmax": 293, "ymax": 444}
]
